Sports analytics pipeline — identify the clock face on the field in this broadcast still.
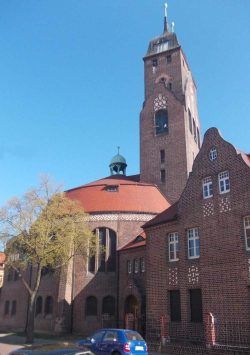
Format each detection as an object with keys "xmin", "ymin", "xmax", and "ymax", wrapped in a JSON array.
[{"xmin": 155, "ymin": 109, "xmax": 168, "ymax": 135}]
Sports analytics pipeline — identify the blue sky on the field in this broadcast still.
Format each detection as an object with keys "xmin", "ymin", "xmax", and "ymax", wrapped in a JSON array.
[{"xmin": 0, "ymin": 0, "xmax": 250, "ymax": 206}]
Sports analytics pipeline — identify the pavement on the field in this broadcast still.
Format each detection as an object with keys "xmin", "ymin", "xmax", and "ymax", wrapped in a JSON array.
[
  {"xmin": 0, "ymin": 333, "xmax": 70, "ymax": 355},
  {"xmin": 0, "ymin": 334, "xmax": 162, "ymax": 355}
]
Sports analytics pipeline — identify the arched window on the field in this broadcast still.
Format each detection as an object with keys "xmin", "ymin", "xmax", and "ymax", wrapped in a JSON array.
[
  {"xmin": 107, "ymin": 230, "xmax": 116, "ymax": 272},
  {"xmin": 35, "ymin": 296, "xmax": 43, "ymax": 316},
  {"xmin": 4, "ymin": 300, "xmax": 9, "ymax": 315},
  {"xmin": 102, "ymin": 296, "xmax": 115, "ymax": 316},
  {"xmin": 11, "ymin": 300, "xmax": 16, "ymax": 316},
  {"xmin": 85, "ymin": 296, "xmax": 97, "ymax": 316},
  {"xmin": 44, "ymin": 296, "xmax": 53, "ymax": 315},
  {"xmin": 88, "ymin": 228, "xmax": 117, "ymax": 273},
  {"xmin": 155, "ymin": 109, "xmax": 168, "ymax": 135}
]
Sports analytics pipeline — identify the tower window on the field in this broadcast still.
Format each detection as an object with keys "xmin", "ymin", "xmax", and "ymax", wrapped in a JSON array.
[
  {"xmin": 152, "ymin": 58, "xmax": 158, "ymax": 67},
  {"xmin": 155, "ymin": 109, "xmax": 168, "ymax": 135},
  {"xmin": 193, "ymin": 119, "xmax": 197, "ymax": 142},
  {"xmin": 197, "ymin": 128, "xmax": 201, "ymax": 148},
  {"xmin": 166, "ymin": 55, "xmax": 172, "ymax": 63},
  {"xmin": 160, "ymin": 150, "xmax": 165, "ymax": 164},
  {"xmin": 188, "ymin": 109, "xmax": 192, "ymax": 134},
  {"xmin": 160, "ymin": 169, "xmax": 166, "ymax": 183}
]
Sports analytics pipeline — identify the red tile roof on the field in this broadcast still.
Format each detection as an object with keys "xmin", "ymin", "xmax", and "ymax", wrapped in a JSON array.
[
  {"xmin": 119, "ymin": 232, "xmax": 146, "ymax": 251},
  {"xmin": 143, "ymin": 202, "xmax": 178, "ymax": 228},
  {"xmin": 0, "ymin": 252, "xmax": 6, "ymax": 264},
  {"xmin": 66, "ymin": 175, "xmax": 170, "ymax": 214},
  {"xmin": 236, "ymin": 150, "xmax": 250, "ymax": 167}
]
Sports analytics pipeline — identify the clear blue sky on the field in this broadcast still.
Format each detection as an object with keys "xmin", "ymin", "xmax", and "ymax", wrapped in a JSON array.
[{"xmin": 0, "ymin": 0, "xmax": 250, "ymax": 206}]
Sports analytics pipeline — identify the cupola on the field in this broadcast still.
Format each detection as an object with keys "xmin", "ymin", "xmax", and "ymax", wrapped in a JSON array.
[{"xmin": 109, "ymin": 147, "xmax": 127, "ymax": 176}]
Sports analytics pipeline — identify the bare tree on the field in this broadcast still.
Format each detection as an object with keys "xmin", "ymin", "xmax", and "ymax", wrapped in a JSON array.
[{"xmin": 0, "ymin": 176, "xmax": 95, "ymax": 343}]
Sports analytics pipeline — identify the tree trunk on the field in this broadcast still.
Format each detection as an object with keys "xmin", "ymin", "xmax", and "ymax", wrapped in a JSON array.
[
  {"xmin": 25, "ymin": 292, "xmax": 36, "ymax": 344},
  {"xmin": 24, "ymin": 264, "xmax": 42, "ymax": 344}
]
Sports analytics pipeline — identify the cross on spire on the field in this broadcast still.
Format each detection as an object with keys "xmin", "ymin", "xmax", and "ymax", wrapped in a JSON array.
[{"xmin": 164, "ymin": 2, "xmax": 168, "ymax": 32}]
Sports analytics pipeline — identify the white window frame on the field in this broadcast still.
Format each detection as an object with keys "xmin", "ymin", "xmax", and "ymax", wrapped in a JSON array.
[
  {"xmin": 187, "ymin": 228, "xmax": 200, "ymax": 259},
  {"xmin": 127, "ymin": 260, "xmax": 132, "ymax": 274},
  {"xmin": 134, "ymin": 259, "xmax": 139, "ymax": 274},
  {"xmin": 218, "ymin": 171, "xmax": 230, "ymax": 194},
  {"xmin": 202, "ymin": 176, "xmax": 213, "ymax": 199},
  {"xmin": 244, "ymin": 216, "xmax": 250, "ymax": 251},
  {"xmin": 209, "ymin": 148, "xmax": 217, "ymax": 161},
  {"xmin": 168, "ymin": 232, "xmax": 179, "ymax": 262}
]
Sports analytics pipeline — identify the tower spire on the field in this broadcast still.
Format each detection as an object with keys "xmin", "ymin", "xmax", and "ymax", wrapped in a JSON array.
[{"xmin": 164, "ymin": 3, "xmax": 168, "ymax": 32}]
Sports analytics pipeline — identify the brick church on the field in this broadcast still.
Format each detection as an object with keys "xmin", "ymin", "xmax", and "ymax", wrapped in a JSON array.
[{"xmin": 0, "ymin": 5, "xmax": 250, "ymax": 350}]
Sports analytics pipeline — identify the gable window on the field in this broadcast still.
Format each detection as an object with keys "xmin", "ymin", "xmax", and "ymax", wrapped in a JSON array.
[
  {"xmin": 155, "ymin": 109, "xmax": 168, "ymax": 135},
  {"xmin": 244, "ymin": 216, "xmax": 250, "ymax": 250},
  {"xmin": 189, "ymin": 289, "xmax": 203, "ymax": 322},
  {"xmin": 209, "ymin": 148, "xmax": 217, "ymax": 161},
  {"xmin": 160, "ymin": 169, "xmax": 166, "ymax": 183},
  {"xmin": 127, "ymin": 260, "xmax": 132, "ymax": 274},
  {"xmin": 140, "ymin": 258, "xmax": 145, "ymax": 273},
  {"xmin": 168, "ymin": 232, "xmax": 179, "ymax": 261},
  {"xmin": 169, "ymin": 290, "xmax": 181, "ymax": 321},
  {"xmin": 134, "ymin": 259, "xmax": 139, "ymax": 274},
  {"xmin": 218, "ymin": 171, "xmax": 230, "ymax": 194},
  {"xmin": 187, "ymin": 228, "xmax": 200, "ymax": 259},
  {"xmin": 160, "ymin": 149, "xmax": 165, "ymax": 164},
  {"xmin": 202, "ymin": 176, "xmax": 213, "ymax": 199}
]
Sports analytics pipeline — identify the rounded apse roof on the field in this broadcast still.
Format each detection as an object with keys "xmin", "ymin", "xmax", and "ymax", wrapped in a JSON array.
[{"xmin": 66, "ymin": 175, "xmax": 170, "ymax": 214}]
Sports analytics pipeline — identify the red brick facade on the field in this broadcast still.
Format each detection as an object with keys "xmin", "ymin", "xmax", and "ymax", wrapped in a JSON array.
[
  {"xmin": 140, "ymin": 28, "xmax": 200, "ymax": 203},
  {"xmin": 144, "ymin": 128, "xmax": 250, "ymax": 346}
]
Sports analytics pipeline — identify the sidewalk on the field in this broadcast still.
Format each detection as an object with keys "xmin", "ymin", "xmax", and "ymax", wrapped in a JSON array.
[{"xmin": 0, "ymin": 333, "xmax": 73, "ymax": 355}]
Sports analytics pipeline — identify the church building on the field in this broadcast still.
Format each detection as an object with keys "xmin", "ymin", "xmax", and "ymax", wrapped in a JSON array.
[{"xmin": 0, "ymin": 5, "xmax": 249, "ymax": 352}]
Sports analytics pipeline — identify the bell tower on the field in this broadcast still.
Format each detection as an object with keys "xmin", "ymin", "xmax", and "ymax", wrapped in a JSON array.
[{"xmin": 140, "ymin": 4, "xmax": 201, "ymax": 203}]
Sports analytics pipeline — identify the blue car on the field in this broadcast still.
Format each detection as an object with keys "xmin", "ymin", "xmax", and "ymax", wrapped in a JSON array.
[{"xmin": 78, "ymin": 329, "xmax": 148, "ymax": 355}]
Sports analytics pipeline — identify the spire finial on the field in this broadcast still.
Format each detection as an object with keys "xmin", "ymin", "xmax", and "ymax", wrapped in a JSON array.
[
  {"xmin": 164, "ymin": 2, "xmax": 168, "ymax": 18},
  {"xmin": 164, "ymin": 2, "xmax": 168, "ymax": 32},
  {"xmin": 117, "ymin": 146, "xmax": 120, "ymax": 154}
]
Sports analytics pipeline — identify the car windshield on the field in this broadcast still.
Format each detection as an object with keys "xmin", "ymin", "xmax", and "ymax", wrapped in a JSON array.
[{"xmin": 124, "ymin": 331, "xmax": 144, "ymax": 341}]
